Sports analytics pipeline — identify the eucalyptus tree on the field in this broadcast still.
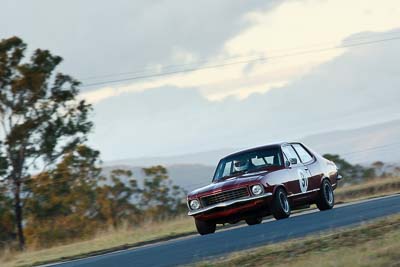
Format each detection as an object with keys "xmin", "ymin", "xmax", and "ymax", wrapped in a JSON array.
[{"xmin": 0, "ymin": 36, "xmax": 92, "ymax": 250}]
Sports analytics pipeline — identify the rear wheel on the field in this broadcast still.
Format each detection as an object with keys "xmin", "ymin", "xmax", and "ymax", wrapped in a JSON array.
[
  {"xmin": 195, "ymin": 219, "xmax": 216, "ymax": 235},
  {"xmin": 316, "ymin": 179, "xmax": 335, "ymax": 211},
  {"xmin": 271, "ymin": 187, "xmax": 291, "ymax": 220},
  {"xmin": 245, "ymin": 217, "xmax": 263, "ymax": 225}
]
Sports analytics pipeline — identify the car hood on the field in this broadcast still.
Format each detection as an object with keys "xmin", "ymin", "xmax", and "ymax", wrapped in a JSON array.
[{"xmin": 188, "ymin": 170, "xmax": 269, "ymax": 198}]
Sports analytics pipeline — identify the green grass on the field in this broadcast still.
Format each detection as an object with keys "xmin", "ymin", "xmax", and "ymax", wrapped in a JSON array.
[
  {"xmin": 196, "ymin": 214, "xmax": 400, "ymax": 267},
  {"xmin": 1, "ymin": 176, "xmax": 399, "ymax": 267}
]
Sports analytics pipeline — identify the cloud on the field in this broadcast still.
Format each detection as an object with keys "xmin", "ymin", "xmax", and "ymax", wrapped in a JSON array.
[
  {"xmin": 81, "ymin": 0, "xmax": 400, "ymax": 103},
  {"xmin": 89, "ymin": 32, "xmax": 400, "ymax": 160},
  {"xmin": 0, "ymin": 0, "xmax": 274, "ymax": 80},
  {"xmin": 2, "ymin": 0, "xmax": 400, "ymax": 160}
]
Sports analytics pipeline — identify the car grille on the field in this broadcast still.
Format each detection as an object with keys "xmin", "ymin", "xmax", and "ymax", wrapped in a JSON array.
[{"xmin": 201, "ymin": 187, "xmax": 250, "ymax": 207}]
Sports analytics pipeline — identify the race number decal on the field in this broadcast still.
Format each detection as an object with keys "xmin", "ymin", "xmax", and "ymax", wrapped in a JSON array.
[{"xmin": 297, "ymin": 169, "xmax": 308, "ymax": 193}]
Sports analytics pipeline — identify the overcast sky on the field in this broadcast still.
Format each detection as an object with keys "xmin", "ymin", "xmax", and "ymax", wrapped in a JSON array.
[{"xmin": 1, "ymin": 0, "xmax": 400, "ymax": 161}]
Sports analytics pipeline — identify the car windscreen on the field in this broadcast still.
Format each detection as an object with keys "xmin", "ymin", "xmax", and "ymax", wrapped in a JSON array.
[{"xmin": 213, "ymin": 147, "xmax": 282, "ymax": 181}]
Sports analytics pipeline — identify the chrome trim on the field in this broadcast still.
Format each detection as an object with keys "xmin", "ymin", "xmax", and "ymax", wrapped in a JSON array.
[
  {"xmin": 288, "ymin": 188, "xmax": 320, "ymax": 197},
  {"xmin": 188, "ymin": 192, "xmax": 272, "ymax": 216},
  {"xmin": 250, "ymin": 184, "xmax": 264, "ymax": 196},
  {"xmin": 186, "ymin": 196, "xmax": 191, "ymax": 210},
  {"xmin": 200, "ymin": 186, "xmax": 249, "ymax": 199},
  {"xmin": 200, "ymin": 186, "xmax": 249, "ymax": 207}
]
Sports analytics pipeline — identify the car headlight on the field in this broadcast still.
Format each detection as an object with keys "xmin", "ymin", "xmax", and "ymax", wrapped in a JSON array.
[
  {"xmin": 189, "ymin": 199, "xmax": 200, "ymax": 210},
  {"xmin": 251, "ymin": 184, "xmax": 264, "ymax": 195}
]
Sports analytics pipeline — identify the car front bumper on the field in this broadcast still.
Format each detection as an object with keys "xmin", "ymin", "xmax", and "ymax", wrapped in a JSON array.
[{"xmin": 188, "ymin": 192, "xmax": 272, "ymax": 216}]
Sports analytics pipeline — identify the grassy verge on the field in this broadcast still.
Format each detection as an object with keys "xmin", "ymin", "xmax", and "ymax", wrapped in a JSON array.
[
  {"xmin": 196, "ymin": 214, "xmax": 400, "ymax": 267},
  {"xmin": 0, "ymin": 216, "xmax": 195, "ymax": 267},
  {"xmin": 1, "ymin": 176, "xmax": 399, "ymax": 267},
  {"xmin": 336, "ymin": 176, "xmax": 400, "ymax": 202}
]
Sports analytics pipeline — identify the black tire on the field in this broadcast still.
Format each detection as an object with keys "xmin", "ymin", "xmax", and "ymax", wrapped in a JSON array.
[
  {"xmin": 245, "ymin": 217, "xmax": 263, "ymax": 226},
  {"xmin": 271, "ymin": 187, "xmax": 291, "ymax": 220},
  {"xmin": 316, "ymin": 179, "xmax": 335, "ymax": 211},
  {"xmin": 195, "ymin": 219, "xmax": 216, "ymax": 235}
]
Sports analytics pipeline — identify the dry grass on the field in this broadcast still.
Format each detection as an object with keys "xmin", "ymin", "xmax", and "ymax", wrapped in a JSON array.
[
  {"xmin": 196, "ymin": 214, "xmax": 400, "ymax": 267},
  {"xmin": 336, "ymin": 176, "xmax": 400, "ymax": 202},
  {"xmin": 1, "ymin": 176, "xmax": 399, "ymax": 267},
  {"xmin": 0, "ymin": 216, "xmax": 195, "ymax": 267}
]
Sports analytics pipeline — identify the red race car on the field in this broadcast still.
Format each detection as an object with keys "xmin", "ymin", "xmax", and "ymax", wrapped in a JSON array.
[{"xmin": 187, "ymin": 142, "xmax": 342, "ymax": 235}]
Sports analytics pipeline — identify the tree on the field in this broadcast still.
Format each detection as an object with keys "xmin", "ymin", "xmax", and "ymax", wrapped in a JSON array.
[
  {"xmin": 95, "ymin": 169, "xmax": 141, "ymax": 228},
  {"xmin": 372, "ymin": 161, "xmax": 385, "ymax": 177},
  {"xmin": 323, "ymin": 154, "xmax": 376, "ymax": 183},
  {"xmin": 24, "ymin": 145, "xmax": 100, "ymax": 246},
  {"xmin": 140, "ymin": 166, "xmax": 186, "ymax": 220},
  {"xmin": 0, "ymin": 37, "xmax": 92, "ymax": 250},
  {"xmin": 0, "ymin": 186, "xmax": 15, "ymax": 247}
]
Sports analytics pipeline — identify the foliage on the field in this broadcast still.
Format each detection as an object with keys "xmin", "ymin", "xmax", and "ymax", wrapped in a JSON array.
[
  {"xmin": 141, "ymin": 166, "xmax": 187, "ymax": 220},
  {"xmin": 0, "ymin": 36, "xmax": 187, "ymax": 251},
  {"xmin": 323, "ymin": 154, "xmax": 376, "ymax": 184},
  {"xmin": 21, "ymin": 156, "xmax": 186, "ymax": 246},
  {"xmin": 24, "ymin": 145, "xmax": 100, "ymax": 246},
  {"xmin": 0, "ymin": 36, "xmax": 92, "ymax": 249},
  {"xmin": 95, "ymin": 169, "xmax": 141, "ymax": 228}
]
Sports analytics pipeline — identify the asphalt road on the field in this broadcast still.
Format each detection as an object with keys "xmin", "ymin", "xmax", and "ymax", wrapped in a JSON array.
[{"xmin": 53, "ymin": 194, "xmax": 400, "ymax": 267}]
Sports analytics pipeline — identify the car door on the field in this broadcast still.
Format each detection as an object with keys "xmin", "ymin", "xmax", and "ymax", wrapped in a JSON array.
[
  {"xmin": 281, "ymin": 144, "xmax": 310, "ymax": 197},
  {"xmin": 291, "ymin": 143, "xmax": 319, "ymax": 191}
]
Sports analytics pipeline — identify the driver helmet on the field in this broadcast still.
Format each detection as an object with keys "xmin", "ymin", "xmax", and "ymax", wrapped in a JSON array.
[{"xmin": 233, "ymin": 159, "xmax": 249, "ymax": 172}]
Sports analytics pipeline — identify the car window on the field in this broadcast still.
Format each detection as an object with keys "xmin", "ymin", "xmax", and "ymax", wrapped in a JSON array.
[
  {"xmin": 282, "ymin": 145, "xmax": 300, "ymax": 163},
  {"xmin": 221, "ymin": 162, "xmax": 232, "ymax": 177},
  {"xmin": 251, "ymin": 155, "xmax": 275, "ymax": 166},
  {"xmin": 213, "ymin": 147, "xmax": 282, "ymax": 180},
  {"xmin": 264, "ymin": 156, "xmax": 275, "ymax": 165},
  {"xmin": 292, "ymin": 143, "xmax": 313, "ymax": 163},
  {"xmin": 251, "ymin": 157, "xmax": 266, "ymax": 166}
]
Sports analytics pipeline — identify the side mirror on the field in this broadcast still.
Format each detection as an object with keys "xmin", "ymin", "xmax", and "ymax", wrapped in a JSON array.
[
  {"xmin": 285, "ymin": 160, "xmax": 291, "ymax": 167},
  {"xmin": 289, "ymin": 158, "xmax": 298, "ymax": 165}
]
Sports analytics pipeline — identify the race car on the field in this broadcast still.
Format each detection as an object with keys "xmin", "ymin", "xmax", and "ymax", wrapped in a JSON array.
[{"xmin": 187, "ymin": 142, "xmax": 342, "ymax": 235}]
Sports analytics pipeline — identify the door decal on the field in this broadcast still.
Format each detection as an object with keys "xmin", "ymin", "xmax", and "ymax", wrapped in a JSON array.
[{"xmin": 297, "ymin": 169, "xmax": 308, "ymax": 193}]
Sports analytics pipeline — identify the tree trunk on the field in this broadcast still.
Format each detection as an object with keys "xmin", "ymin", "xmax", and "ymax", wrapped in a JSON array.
[{"xmin": 14, "ymin": 181, "xmax": 25, "ymax": 251}]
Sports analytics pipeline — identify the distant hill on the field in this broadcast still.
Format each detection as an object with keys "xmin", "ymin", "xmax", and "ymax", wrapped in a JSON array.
[
  {"xmin": 103, "ymin": 119, "xmax": 400, "ymax": 191},
  {"xmin": 300, "ymin": 119, "xmax": 400, "ymax": 164},
  {"xmin": 103, "ymin": 148, "xmax": 237, "ymax": 167}
]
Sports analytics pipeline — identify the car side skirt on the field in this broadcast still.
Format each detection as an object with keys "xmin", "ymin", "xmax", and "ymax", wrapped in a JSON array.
[{"xmin": 287, "ymin": 188, "xmax": 320, "ymax": 197}]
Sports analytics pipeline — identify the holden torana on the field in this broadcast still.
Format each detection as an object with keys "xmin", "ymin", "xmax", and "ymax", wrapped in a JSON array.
[{"xmin": 187, "ymin": 142, "xmax": 342, "ymax": 235}]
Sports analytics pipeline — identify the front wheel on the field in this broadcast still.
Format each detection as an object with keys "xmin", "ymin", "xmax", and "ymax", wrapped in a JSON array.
[
  {"xmin": 271, "ymin": 187, "xmax": 291, "ymax": 220},
  {"xmin": 195, "ymin": 219, "xmax": 216, "ymax": 235},
  {"xmin": 316, "ymin": 179, "xmax": 335, "ymax": 211}
]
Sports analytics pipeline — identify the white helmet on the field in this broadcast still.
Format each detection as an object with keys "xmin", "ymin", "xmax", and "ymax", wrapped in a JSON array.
[{"xmin": 233, "ymin": 159, "xmax": 249, "ymax": 172}]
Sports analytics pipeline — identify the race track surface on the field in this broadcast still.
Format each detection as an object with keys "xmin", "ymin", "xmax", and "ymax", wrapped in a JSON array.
[{"xmin": 53, "ymin": 194, "xmax": 400, "ymax": 267}]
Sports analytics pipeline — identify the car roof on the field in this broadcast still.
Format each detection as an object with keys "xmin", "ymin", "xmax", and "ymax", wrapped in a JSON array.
[{"xmin": 222, "ymin": 142, "xmax": 292, "ymax": 159}]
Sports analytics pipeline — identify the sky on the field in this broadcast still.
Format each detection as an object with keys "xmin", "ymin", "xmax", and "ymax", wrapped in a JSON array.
[{"xmin": 1, "ymin": 0, "xmax": 400, "ymax": 161}]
